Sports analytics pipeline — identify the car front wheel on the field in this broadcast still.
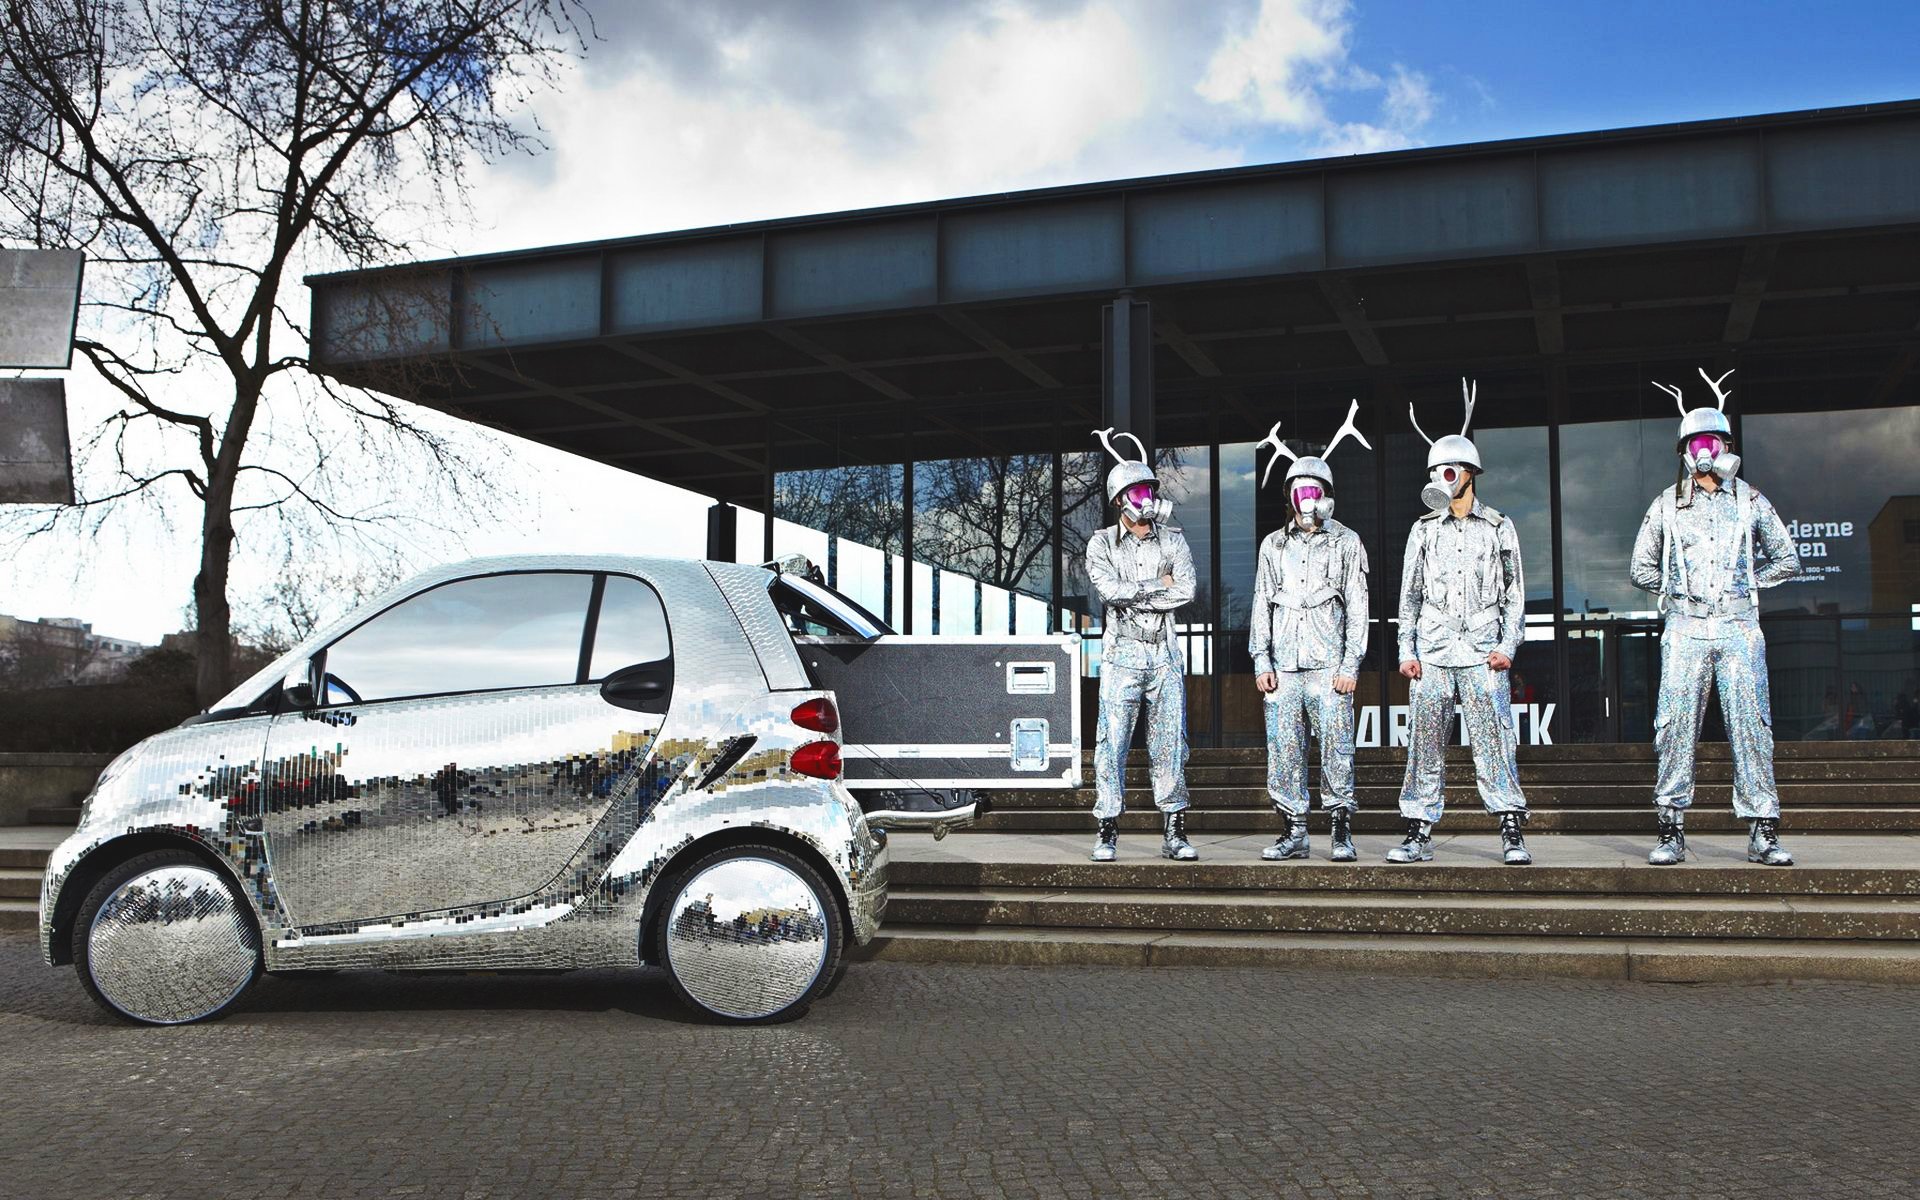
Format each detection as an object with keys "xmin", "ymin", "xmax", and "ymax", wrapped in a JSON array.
[
  {"xmin": 75, "ymin": 849, "xmax": 262, "ymax": 1025},
  {"xmin": 658, "ymin": 845, "xmax": 844, "ymax": 1024}
]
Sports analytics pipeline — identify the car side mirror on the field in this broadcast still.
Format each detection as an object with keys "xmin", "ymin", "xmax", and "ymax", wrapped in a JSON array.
[{"xmin": 281, "ymin": 668, "xmax": 315, "ymax": 709}]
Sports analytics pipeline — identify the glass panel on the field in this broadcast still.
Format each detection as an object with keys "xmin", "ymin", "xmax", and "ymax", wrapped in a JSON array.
[
  {"xmin": 1058, "ymin": 449, "xmax": 1108, "ymax": 639},
  {"xmin": 1841, "ymin": 620, "xmax": 1920, "ymax": 739},
  {"xmin": 323, "ymin": 573, "xmax": 592, "ymax": 704},
  {"xmin": 1563, "ymin": 624, "xmax": 1608, "ymax": 742},
  {"xmin": 1156, "ymin": 444, "xmax": 1212, "ymax": 662},
  {"xmin": 913, "ymin": 453, "xmax": 1054, "ymax": 636},
  {"xmin": 1743, "ymin": 406, "xmax": 1920, "ymax": 617},
  {"xmin": 1558, "ymin": 417, "xmax": 1674, "ymax": 619},
  {"xmin": 1473, "ymin": 426, "xmax": 1552, "ymax": 605},
  {"xmin": 589, "ymin": 576, "xmax": 670, "ymax": 677}
]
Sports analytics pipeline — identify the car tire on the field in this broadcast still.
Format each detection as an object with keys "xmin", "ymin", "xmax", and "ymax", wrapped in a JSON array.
[
  {"xmin": 657, "ymin": 844, "xmax": 845, "ymax": 1024},
  {"xmin": 74, "ymin": 849, "xmax": 262, "ymax": 1026}
]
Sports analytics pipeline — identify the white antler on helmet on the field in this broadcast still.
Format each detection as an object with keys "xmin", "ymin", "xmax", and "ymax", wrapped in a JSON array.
[
  {"xmin": 1325, "ymin": 397, "xmax": 1373, "ymax": 457},
  {"xmin": 1698, "ymin": 367, "xmax": 1734, "ymax": 411},
  {"xmin": 1652, "ymin": 380, "xmax": 1687, "ymax": 416},
  {"xmin": 1092, "ymin": 426, "xmax": 1148, "ymax": 465},
  {"xmin": 1408, "ymin": 403, "xmax": 1435, "ymax": 447},
  {"xmin": 1459, "ymin": 378, "xmax": 1477, "ymax": 437},
  {"xmin": 1256, "ymin": 420, "xmax": 1299, "ymax": 488}
]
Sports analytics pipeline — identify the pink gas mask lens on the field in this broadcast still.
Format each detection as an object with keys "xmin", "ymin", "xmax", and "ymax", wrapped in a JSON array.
[
  {"xmin": 1291, "ymin": 483, "xmax": 1324, "ymax": 508},
  {"xmin": 1686, "ymin": 433, "xmax": 1725, "ymax": 460},
  {"xmin": 1123, "ymin": 482, "xmax": 1157, "ymax": 508}
]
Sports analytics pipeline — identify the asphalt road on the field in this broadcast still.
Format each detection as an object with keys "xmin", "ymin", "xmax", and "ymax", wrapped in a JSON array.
[{"xmin": 1, "ymin": 932, "xmax": 1913, "ymax": 1199}]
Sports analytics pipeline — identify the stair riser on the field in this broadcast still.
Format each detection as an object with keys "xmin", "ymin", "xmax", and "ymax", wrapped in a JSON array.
[
  {"xmin": 890, "ymin": 860, "xmax": 1920, "ymax": 897},
  {"xmin": 0, "ymin": 849, "xmax": 53, "ymax": 870},
  {"xmin": 1091, "ymin": 744, "xmax": 1920, "ymax": 765},
  {"xmin": 858, "ymin": 931, "xmax": 1920, "ymax": 984},
  {"xmin": 1105, "ymin": 765, "xmax": 1920, "ymax": 786},
  {"xmin": 0, "ymin": 906, "xmax": 35, "ymax": 932},
  {"xmin": 972, "ymin": 810, "xmax": 1920, "ymax": 834},
  {"xmin": 886, "ymin": 897, "xmax": 1920, "ymax": 941},
  {"xmin": 997, "ymin": 786, "xmax": 1920, "ymax": 808}
]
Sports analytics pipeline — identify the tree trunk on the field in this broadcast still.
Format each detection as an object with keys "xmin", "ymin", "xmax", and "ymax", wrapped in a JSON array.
[{"xmin": 194, "ymin": 465, "xmax": 238, "ymax": 709}]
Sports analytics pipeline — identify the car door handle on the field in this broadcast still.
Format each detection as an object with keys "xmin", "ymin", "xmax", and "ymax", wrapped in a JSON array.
[{"xmin": 601, "ymin": 659, "xmax": 673, "ymax": 714}]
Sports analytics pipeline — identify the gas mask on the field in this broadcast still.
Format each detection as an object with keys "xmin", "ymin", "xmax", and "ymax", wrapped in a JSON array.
[
  {"xmin": 1684, "ymin": 433, "xmax": 1741, "ymax": 482},
  {"xmin": 1422, "ymin": 463, "xmax": 1472, "ymax": 512},
  {"xmin": 1290, "ymin": 480, "xmax": 1335, "ymax": 528},
  {"xmin": 1120, "ymin": 480, "xmax": 1173, "ymax": 525}
]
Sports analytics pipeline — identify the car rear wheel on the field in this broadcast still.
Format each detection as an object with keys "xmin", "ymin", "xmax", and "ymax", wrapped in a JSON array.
[
  {"xmin": 75, "ymin": 849, "xmax": 262, "ymax": 1025},
  {"xmin": 658, "ymin": 845, "xmax": 844, "ymax": 1024}
]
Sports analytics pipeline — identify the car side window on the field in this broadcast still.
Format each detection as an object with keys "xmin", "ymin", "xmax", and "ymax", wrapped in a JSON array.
[
  {"xmin": 589, "ymin": 575, "xmax": 671, "ymax": 679},
  {"xmin": 321, "ymin": 572, "xmax": 594, "ymax": 705}
]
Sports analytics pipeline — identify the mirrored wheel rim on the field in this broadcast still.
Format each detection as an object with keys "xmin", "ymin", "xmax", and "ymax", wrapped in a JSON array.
[
  {"xmin": 87, "ymin": 865, "xmax": 259, "ymax": 1025},
  {"xmin": 664, "ymin": 855, "xmax": 831, "ymax": 1020}
]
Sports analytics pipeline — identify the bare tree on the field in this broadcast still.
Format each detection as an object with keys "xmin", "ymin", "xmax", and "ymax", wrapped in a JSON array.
[{"xmin": 0, "ymin": 0, "xmax": 588, "ymax": 706}]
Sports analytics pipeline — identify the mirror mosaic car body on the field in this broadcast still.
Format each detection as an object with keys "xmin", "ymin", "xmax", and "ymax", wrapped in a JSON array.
[{"xmin": 41, "ymin": 555, "xmax": 1079, "ymax": 1025}]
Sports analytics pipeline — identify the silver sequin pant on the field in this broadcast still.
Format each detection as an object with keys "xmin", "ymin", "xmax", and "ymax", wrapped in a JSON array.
[
  {"xmin": 1654, "ymin": 623, "xmax": 1779, "ymax": 818},
  {"xmin": 1263, "ymin": 667, "xmax": 1356, "ymax": 817},
  {"xmin": 1399, "ymin": 663, "xmax": 1527, "ymax": 824},
  {"xmin": 1093, "ymin": 651, "xmax": 1190, "ymax": 820}
]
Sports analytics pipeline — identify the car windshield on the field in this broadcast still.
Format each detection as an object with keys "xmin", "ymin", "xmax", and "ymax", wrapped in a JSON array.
[{"xmin": 771, "ymin": 573, "xmax": 891, "ymax": 639}]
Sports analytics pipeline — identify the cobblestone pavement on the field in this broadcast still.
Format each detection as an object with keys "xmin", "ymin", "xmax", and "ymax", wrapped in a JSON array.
[{"xmin": 1, "ymin": 933, "xmax": 1914, "ymax": 1199}]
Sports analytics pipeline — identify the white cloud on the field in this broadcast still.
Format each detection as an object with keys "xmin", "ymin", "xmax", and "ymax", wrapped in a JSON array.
[{"xmin": 6, "ymin": 0, "xmax": 1465, "ymax": 646}]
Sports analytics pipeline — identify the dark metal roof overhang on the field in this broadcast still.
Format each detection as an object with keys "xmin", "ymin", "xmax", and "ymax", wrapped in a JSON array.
[{"xmin": 307, "ymin": 100, "xmax": 1920, "ymax": 507}]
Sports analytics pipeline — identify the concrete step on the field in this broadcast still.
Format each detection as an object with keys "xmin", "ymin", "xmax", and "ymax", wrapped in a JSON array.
[
  {"xmin": 997, "ymin": 783, "xmax": 1920, "ymax": 809},
  {"xmin": 971, "ymin": 807, "xmax": 1920, "ymax": 835},
  {"xmin": 0, "ymin": 899, "xmax": 36, "ymax": 931},
  {"xmin": 885, "ymin": 886, "xmax": 1920, "ymax": 940},
  {"xmin": 888, "ymin": 832, "xmax": 1920, "ymax": 897},
  {"xmin": 859, "ymin": 926, "xmax": 1920, "ymax": 984},
  {"xmin": 1090, "ymin": 741, "xmax": 1920, "ymax": 765},
  {"xmin": 0, "ymin": 868, "xmax": 44, "ymax": 900},
  {"xmin": 0, "ymin": 827, "xmax": 69, "ymax": 870},
  {"xmin": 1108, "ymin": 762, "xmax": 1920, "ymax": 785},
  {"xmin": 24, "ymin": 806, "xmax": 80, "ymax": 825}
]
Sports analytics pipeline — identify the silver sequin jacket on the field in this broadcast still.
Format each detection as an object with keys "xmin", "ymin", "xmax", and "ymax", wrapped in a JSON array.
[
  {"xmin": 1086, "ymin": 524, "xmax": 1197, "ymax": 664},
  {"xmin": 1396, "ymin": 500, "xmax": 1526, "ymax": 668},
  {"xmin": 1248, "ymin": 519, "xmax": 1369, "ymax": 678},
  {"xmin": 1628, "ymin": 477, "xmax": 1798, "ymax": 633}
]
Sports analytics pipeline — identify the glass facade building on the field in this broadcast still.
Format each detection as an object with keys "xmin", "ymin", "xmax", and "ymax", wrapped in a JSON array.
[{"xmin": 773, "ymin": 363, "xmax": 1920, "ymax": 746}]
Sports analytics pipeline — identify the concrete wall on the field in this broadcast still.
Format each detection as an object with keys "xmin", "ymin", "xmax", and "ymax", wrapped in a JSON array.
[{"xmin": 0, "ymin": 753, "xmax": 110, "ymax": 825}]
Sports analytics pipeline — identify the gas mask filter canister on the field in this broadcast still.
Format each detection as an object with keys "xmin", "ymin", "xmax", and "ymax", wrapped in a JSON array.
[
  {"xmin": 1685, "ymin": 433, "xmax": 1741, "ymax": 481},
  {"xmin": 1422, "ymin": 464, "xmax": 1469, "ymax": 512}
]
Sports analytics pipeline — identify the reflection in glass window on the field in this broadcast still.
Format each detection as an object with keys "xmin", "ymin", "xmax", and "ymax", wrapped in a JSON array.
[
  {"xmin": 1473, "ymin": 426, "xmax": 1553, "ymax": 605},
  {"xmin": 1058, "ymin": 450, "xmax": 1109, "ymax": 634},
  {"xmin": 913, "ymin": 454, "xmax": 1054, "ymax": 635},
  {"xmin": 589, "ymin": 575, "xmax": 671, "ymax": 678},
  {"xmin": 773, "ymin": 463, "xmax": 904, "ymax": 627},
  {"xmin": 323, "ymin": 573, "xmax": 593, "ymax": 704},
  {"xmin": 1558, "ymin": 417, "xmax": 1674, "ymax": 618},
  {"xmin": 1744, "ymin": 406, "xmax": 1920, "ymax": 616}
]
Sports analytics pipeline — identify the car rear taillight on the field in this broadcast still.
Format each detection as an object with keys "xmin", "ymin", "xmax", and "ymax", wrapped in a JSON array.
[
  {"xmin": 790, "ymin": 740, "xmax": 842, "ymax": 780},
  {"xmin": 790, "ymin": 697, "xmax": 839, "ymax": 734}
]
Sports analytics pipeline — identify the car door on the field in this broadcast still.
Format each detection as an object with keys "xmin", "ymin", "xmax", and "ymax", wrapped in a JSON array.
[
  {"xmin": 770, "ymin": 573, "xmax": 1080, "ymax": 792},
  {"xmin": 258, "ymin": 570, "xmax": 674, "ymax": 929}
]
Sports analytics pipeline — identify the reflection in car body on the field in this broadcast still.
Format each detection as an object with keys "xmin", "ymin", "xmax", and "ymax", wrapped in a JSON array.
[{"xmin": 38, "ymin": 554, "xmax": 924, "ymax": 1025}]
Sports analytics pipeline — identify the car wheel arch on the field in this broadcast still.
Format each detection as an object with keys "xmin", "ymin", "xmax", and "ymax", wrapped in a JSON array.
[
  {"xmin": 48, "ymin": 831, "xmax": 258, "ymax": 966},
  {"xmin": 637, "ymin": 826, "xmax": 849, "ymax": 967}
]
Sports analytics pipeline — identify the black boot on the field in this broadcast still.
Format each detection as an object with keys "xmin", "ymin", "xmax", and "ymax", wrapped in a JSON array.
[
  {"xmin": 1498, "ymin": 811, "xmax": 1532, "ymax": 865},
  {"xmin": 1162, "ymin": 810, "xmax": 1198, "ymax": 861},
  {"xmin": 1385, "ymin": 817, "xmax": 1433, "ymax": 863},
  {"xmin": 1748, "ymin": 817, "xmax": 1793, "ymax": 866},
  {"xmin": 1090, "ymin": 817, "xmax": 1120, "ymax": 862},
  {"xmin": 1262, "ymin": 811, "xmax": 1309, "ymax": 860},
  {"xmin": 1329, "ymin": 807, "xmax": 1356, "ymax": 863}
]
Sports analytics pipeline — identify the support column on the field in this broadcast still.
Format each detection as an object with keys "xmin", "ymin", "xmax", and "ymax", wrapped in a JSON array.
[
  {"xmin": 1101, "ymin": 294, "xmax": 1155, "ymax": 453},
  {"xmin": 705, "ymin": 501, "xmax": 738, "ymax": 562}
]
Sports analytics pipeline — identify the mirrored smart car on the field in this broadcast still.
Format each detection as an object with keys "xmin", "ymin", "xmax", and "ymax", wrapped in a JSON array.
[{"xmin": 39, "ymin": 555, "xmax": 1080, "ymax": 1024}]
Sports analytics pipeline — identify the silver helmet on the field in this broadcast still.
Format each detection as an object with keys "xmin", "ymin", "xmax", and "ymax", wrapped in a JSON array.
[
  {"xmin": 1411, "ymin": 379, "xmax": 1484, "ymax": 511},
  {"xmin": 1655, "ymin": 368, "xmax": 1741, "ymax": 481},
  {"xmin": 1256, "ymin": 399, "xmax": 1371, "ymax": 528},
  {"xmin": 1094, "ymin": 427, "xmax": 1172, "ymax": 524}
]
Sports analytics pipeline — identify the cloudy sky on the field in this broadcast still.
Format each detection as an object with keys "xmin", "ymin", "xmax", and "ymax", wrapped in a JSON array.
[{"xmin": 7, "ymin": 0, "xmax": 1919, "ymax": 644}]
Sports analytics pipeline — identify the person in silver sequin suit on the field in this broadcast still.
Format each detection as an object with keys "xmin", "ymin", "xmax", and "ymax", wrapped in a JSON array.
[
  {"xmin": 1392, "ymin": 380, "xmax": 1533, "ymax": 865},
  {"xmin": 1630, "ymin": 368, "xmax": 1800, "ymax": 867},
  {"xmin": 1249, "ymin": 401, "xmax": 1372, "ymax": 863},
  {"xmin": 1086, "ymin": 428, "xmax": 1199, "ymax": 862}
]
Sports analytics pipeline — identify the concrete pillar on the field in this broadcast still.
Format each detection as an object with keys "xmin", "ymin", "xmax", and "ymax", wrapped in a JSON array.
[
  {"xmin": 705, "ymin": 501, "xmax": 737, "ymax": 562},
  {"xmin": 1101, "ymin": 294, "xmax": 1155, "ymax": 456}
]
